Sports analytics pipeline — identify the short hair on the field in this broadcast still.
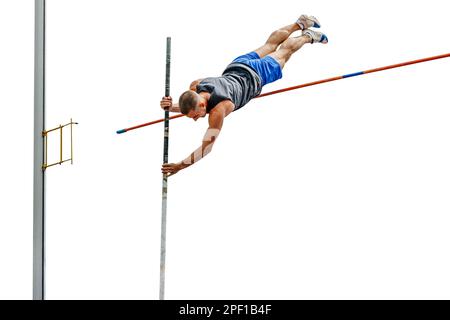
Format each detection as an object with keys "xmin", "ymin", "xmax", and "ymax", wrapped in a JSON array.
[{"xmin": 179, "ymin": 90, "xmax": 199, "ymax": 115}]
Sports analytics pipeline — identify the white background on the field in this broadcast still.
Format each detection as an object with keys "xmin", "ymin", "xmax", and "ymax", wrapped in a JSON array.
[{"xmin": 1, "ymin": 0, "xmax": 450, "ymax": 300}]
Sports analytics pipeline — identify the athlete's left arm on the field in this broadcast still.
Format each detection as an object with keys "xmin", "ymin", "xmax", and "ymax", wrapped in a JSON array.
[{"xmin": 161, "ymin": 101, "xmax": 234, "ymax": 176}]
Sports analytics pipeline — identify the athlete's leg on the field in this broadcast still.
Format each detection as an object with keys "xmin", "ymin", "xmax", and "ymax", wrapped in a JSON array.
[
  {"xmin": 252, "ymin": 15, "xmax": 322, "ymax": 58},
  {"xmin": 268, "ymin": 35, "xmax": 309, "ymax": 69},
  {"xmin": 253, "ymin": 23, "xmax": 300, "ymax": 58},
  {"xmin": 269, "ymin": 29, "xmax": 328, "ymax": 69}
]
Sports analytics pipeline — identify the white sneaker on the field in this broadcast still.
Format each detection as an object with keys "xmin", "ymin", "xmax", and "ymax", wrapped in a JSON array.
[
  {"xmin": 297, "ymin": 14, "xmax": 321, "ymax": 30},
  {"xmin": 302, "ymin": 29, "xmax": 328, "ymax": 44}
]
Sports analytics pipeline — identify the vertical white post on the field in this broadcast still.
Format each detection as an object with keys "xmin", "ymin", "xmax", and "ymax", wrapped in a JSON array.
[
  {"xmin": 33, "ymin": 0, "xmax": 46, "ymax": 300},
  {"xmin": 160, "ymin": 37, "xmax": 171, "ymax": 300}
]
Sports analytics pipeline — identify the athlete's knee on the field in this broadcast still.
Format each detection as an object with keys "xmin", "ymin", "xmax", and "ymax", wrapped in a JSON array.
[
  {"xmin": 279, "ymin": 40, "xmax": 296, "ymax": 52},
  {"xmin": 267, "ymin": 29, "xmax": 290, "ymax": 44},
  {"xmin": 275, "ymin": 29, "xmax": 290, "ymax": 38}
]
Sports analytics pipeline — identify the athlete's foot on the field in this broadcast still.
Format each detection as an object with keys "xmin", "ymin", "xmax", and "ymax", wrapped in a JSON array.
[
  {"xmin": 302, "ymin": 29, "xmax": 328, "ymax": 44},
  {"xmin": 296, "ymin": 15, "xmax": 321, "ymax": 30}
]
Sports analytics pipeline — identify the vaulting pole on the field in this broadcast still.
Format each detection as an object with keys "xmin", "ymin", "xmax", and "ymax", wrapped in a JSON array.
[
  {"xmin": 116, "ymin": 52, "xmax": 450, "ymax": 133},
  {"xmin": 160, "ymin": 37, "xmax": 171, "ymax": 300},
  {"xmin": 33, "ymin": 0, "xmax": 46, "ymax": 300}
]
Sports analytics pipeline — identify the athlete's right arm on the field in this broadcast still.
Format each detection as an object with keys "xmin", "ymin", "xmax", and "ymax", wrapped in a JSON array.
[{"xmin": 160, "ymin": 96, "xmax": 181, "ymax": 113}]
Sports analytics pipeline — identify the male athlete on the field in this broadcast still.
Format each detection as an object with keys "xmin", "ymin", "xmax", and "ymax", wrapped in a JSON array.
[{"xmin": 160, "ymin": 15, "xmax": 328, "ymax": 176}]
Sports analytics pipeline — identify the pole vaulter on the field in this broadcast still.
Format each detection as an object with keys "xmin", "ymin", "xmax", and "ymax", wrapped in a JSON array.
[{"xmin": 120, "ymin": 12, "xmax": 450, "ymax": 178}]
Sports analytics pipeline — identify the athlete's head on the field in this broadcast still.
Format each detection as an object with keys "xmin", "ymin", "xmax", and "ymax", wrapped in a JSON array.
[{"xmin": 179, "ymin": 90, "xmax": 207, "ymax": 121}]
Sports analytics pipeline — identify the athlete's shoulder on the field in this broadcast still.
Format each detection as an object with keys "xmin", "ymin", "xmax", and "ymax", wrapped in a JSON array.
[{"xmin": 189, "ymin": 78, "xmax": 206, "ymax": 91}]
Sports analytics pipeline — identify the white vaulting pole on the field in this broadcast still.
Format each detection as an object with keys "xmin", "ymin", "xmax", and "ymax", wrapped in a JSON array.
[
  {"xmin": 33, "ymin": 0, "xmax": 46, "ymax": 300},
  {"xmin": 160, "ymin": 37, "xmax": 171, "ymax": 300}
]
